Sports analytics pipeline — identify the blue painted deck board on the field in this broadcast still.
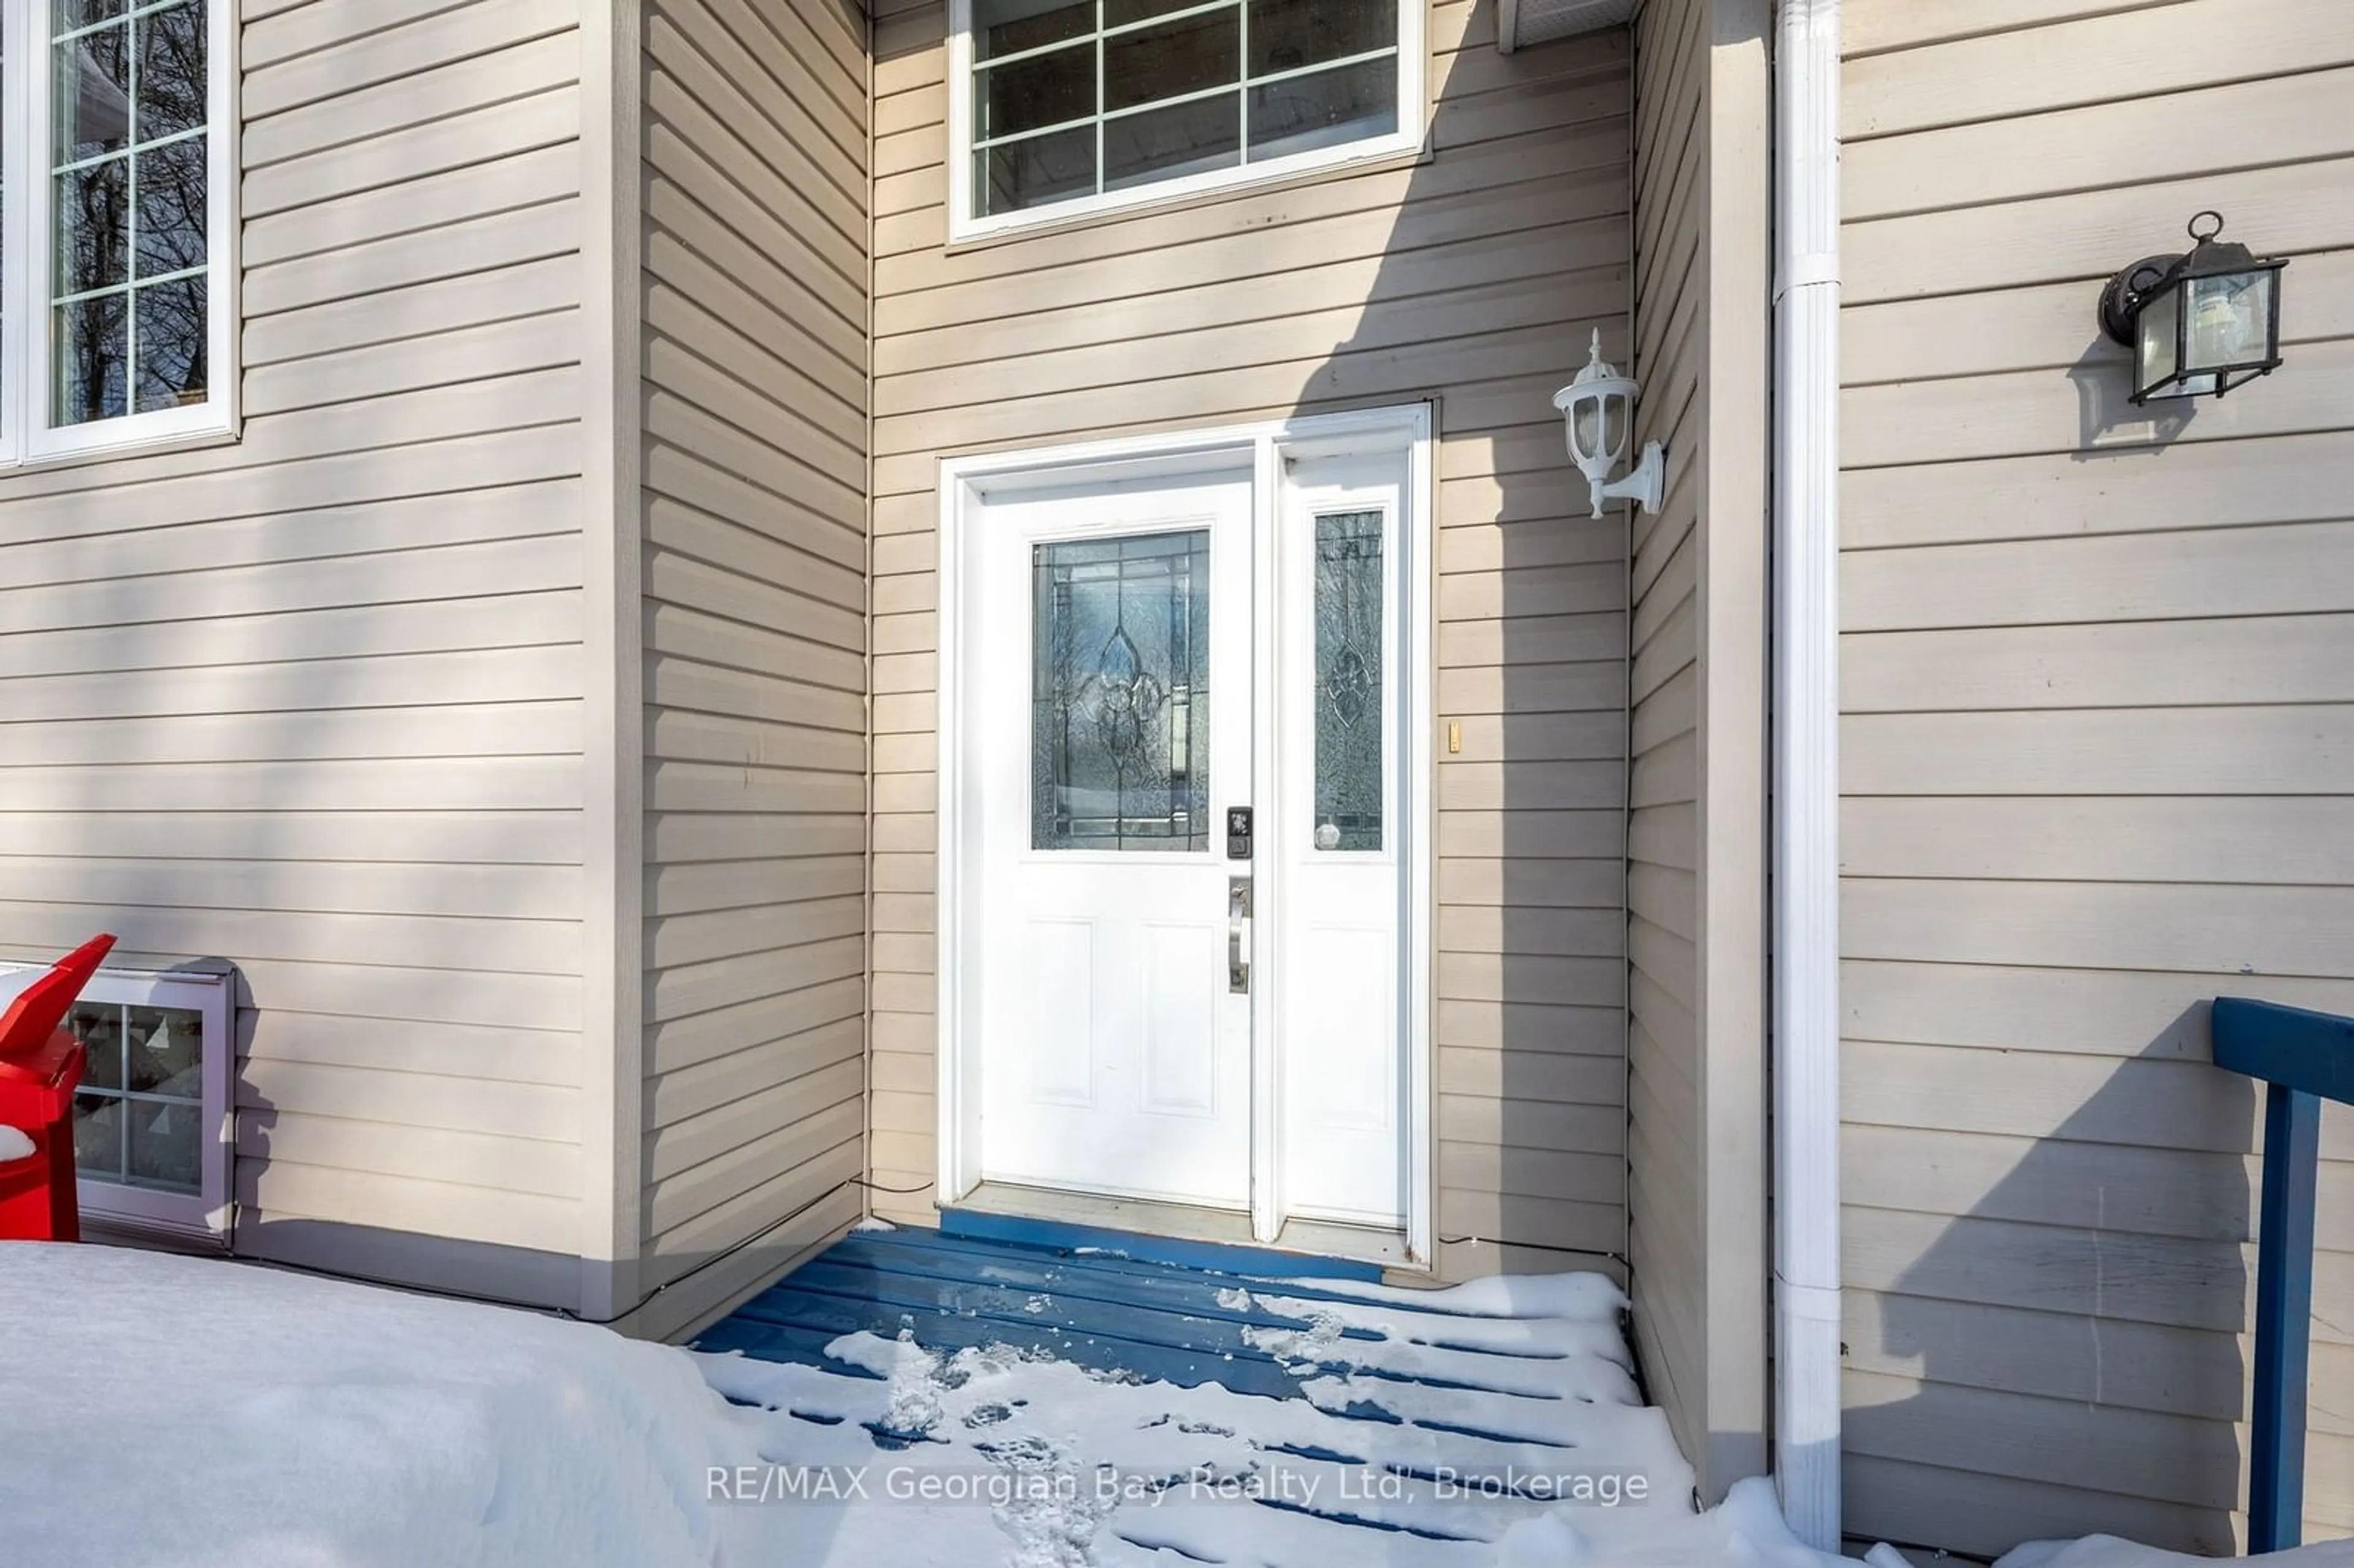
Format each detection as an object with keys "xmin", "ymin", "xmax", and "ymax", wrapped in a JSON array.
[
  {"xmin": 700, "ymin": 1225, "xmax": 1506, "ymax": 1399},
  {"xmin": 693, "ymin": 1226, "xmax": 1652, "ymax": 1559},
  {"xmin": 815, "ymin": 1235, "xmax": 1388, "ymax": 1341},
  {"xmin": 832, "ymin": 1231, "xmax": 1584, "ymax": 1364},
  {"xmin": 936, "ymin": 1207, "xmax": 1387, "ymax": 1280},
  {"xmin": 724, "ymin": 1285, "xmax": 1309, "ymax": 1396},
  {"xmin": 830, "ymin": 1230, "xmax": 1422, "ymax": 1321},
  {"xmin": 783, "ymin": 1254, "xmax": 1362, "ymax": 1355}
]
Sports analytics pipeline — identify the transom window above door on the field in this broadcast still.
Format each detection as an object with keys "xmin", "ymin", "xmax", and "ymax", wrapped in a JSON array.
[{"xmin": 949, "ymin": 0, "xmax": 1424, "ymax": 237}]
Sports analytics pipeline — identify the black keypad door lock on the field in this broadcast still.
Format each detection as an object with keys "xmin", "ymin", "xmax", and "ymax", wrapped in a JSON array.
[{"xmin": 1225, "ymin": 806, "xmax": 1254, "ymax": 861}]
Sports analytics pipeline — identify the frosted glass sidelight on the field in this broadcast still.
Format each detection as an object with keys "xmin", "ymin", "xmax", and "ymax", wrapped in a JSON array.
[
  {"xmin": 1312, "ymin": 509, "xmax": 1383, "ymax": 850},
  {"xmin": 1034, "ymin": 530, "xmax": 1211, "ymax": 851}
]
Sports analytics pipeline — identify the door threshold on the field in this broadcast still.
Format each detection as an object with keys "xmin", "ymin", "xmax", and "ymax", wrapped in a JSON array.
[{"xmin": 948, "ymin": 1181, "xmax": 1413, "ymax": 1279}]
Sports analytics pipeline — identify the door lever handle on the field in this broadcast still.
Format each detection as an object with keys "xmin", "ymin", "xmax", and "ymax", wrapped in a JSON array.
[{"xmin": 1228, "ymin": 877, "xmax": 1252, "ymax": 994}]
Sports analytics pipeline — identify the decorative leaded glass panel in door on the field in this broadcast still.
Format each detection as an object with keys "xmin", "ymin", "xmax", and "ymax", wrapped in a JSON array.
[
  {"xmin": 1032, "ymin": 530, "xmax": 1211, "ymax": 851},
  {"xmin": 1312, "ymin": 509, "xmax": 1383, "ymax": 850}
]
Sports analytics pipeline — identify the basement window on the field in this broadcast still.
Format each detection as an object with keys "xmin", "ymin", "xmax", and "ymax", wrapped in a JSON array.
[
  {"xmin": 0, "ymin": 962, "xmax": 233, "ymax": 1240},
  {"xmin": 0, "ymin": 0, "xmax": 238, "ymax": 466},
  {"xmin": 949, "ymin": 0, "xmax": 1425, "ymax": 238}
]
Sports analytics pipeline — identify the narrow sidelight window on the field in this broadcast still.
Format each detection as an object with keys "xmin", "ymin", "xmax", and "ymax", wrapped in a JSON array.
[{"xmin": 1311, "ymin": 509, "xmax": 1384, "ymax": 851}]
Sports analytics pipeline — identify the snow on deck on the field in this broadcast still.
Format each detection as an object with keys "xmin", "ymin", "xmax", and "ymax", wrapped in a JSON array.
[
  {"xmin": 16, "ymin": 1238, "xmax": 2354, "ymax": 1567},
  {"xmin": 691, "ymin": 1226, "xmax": 1699, "ymax": 1565}
]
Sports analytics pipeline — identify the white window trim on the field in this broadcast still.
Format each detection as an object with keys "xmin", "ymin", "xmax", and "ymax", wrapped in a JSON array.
[
  {"xmin": 0, "ymin": 0, "xmax": 238, "ymax": 468},
  {"xmin": 946, "ymin": 0, "xmax": 1427, "ymax": 243},
  {"xmin": 0, "ymin": 961, "xmax": 235, "ymax": 1241}
]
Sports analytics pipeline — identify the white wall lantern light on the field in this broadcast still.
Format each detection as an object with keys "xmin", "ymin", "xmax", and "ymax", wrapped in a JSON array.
[
  {"xmin": 1553, "ymin": 330, "xmax": 1666, "ymax": 518},
  {"xmin": 2100, "ymin": 210, "xmax": 2288, "ymax": 405}
]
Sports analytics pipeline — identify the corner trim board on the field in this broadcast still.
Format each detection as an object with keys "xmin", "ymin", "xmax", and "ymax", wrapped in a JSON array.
[{"xmin": 579, "ymin": 0, "xmax": 647, "ymax": 1324}]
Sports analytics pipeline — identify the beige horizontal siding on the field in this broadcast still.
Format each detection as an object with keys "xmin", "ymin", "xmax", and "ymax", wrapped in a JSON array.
[
  {"xmin": 1625, "ymin": 0, "xmax": 1704, "ymax": 1480},
  {"xmin": 0, "ymin": 0, "xmax": 591, "ymax": 1303},
  {"xmin": 1618, "ymin": 0, "xmax": 1770, "ymax": 1504},
  {"xmin": 1838, "ymin": 0, "xmax": 2354, "ymax": 1552},
  {"xmin": 633, "ymin": 0, "xmax": 870, "ymax": 1343},
  {"xmin": 864, "ymin": 0, "xmax": 1634, "ymax": 1270}
]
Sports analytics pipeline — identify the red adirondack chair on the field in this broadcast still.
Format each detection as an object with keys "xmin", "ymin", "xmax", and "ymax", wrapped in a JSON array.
[{"xmin": 0, "ymin": 935, "xmax": 118, "ymax": 1242}]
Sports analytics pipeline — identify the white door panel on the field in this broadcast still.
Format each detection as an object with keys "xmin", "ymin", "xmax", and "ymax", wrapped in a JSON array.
[{"xmin": 1019, "ymin": 919, "xmax": 1095, "ymax": 1106}]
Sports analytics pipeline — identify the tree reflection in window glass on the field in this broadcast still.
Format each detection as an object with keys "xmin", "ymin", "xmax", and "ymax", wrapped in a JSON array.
[{"xmin": 51, "ymin": 0, "xmax": 208, "ymax": 426}]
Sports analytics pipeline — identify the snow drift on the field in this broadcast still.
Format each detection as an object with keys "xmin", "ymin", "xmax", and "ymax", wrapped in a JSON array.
[
  {"xmin": 7, "ymin": 1244, "xmax": 2353, "ymax": 1568},
  {"xmin": 0, "ymin": 1243, "xmax": 762, "ymax": 1568}
]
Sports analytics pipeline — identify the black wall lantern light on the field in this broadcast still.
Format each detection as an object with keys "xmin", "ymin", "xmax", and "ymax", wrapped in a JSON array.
[{"xmin": 2099, "ymin": 210, "xmax": 2288, "ymax": 405}]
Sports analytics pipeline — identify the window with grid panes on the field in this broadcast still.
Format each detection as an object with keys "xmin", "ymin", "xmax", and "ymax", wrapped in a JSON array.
[
  {"xmin": 956, "ymin": 0, "xmax": 1417, "ymax": 231},
  {"xmin": 0, "ymin": 0, "xmax": 234, "ymax": 464}
]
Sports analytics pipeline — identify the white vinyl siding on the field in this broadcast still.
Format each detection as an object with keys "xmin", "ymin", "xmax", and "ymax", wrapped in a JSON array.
[
  {"xmin": 1838, "ymin": 0, "xmax": 2354, "ymax": 1551},
  {"xmin": 871, "ymin": 0, "xmax": 1632, "ymax": 1284},
  {"xmin": 633, "ymin": 0, "xmax": 870, "ymax": 1344},
  {"xmin": 0, "ymin": 0, "xmax": 590, "ymax": 1307}
]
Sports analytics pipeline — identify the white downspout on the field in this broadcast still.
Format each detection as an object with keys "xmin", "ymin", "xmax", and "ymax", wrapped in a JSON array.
[{"xmin": 1772, "ymin": 0, "xmax": 1842, "ymax": 1552}]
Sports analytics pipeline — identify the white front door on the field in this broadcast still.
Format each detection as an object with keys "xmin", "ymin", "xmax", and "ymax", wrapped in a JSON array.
[
  {"xmin": 952, "ymin": 428, "xmax": 1420, "ymax": 1243},
  {"xmin": 972, "ymin": 470, "xmax": 1256, "ymax": 1206}
]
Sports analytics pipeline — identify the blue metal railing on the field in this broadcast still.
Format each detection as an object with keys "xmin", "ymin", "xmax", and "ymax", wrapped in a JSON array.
[{"xmin": 2209, "ymin": 997, "xmax": 2354, "ymax": 1554}]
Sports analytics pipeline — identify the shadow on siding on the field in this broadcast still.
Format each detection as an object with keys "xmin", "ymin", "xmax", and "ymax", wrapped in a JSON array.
[
  {"xmin": 1278, "ymin": 3, "xmax": 1636, "ymax": 1284},
  {"xmin": 1851, "ymin": 1003, "xmax": 2255, "ymax": 1558}
]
